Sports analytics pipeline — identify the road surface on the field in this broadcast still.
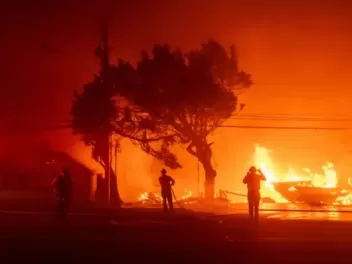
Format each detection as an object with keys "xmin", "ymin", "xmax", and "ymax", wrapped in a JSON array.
[{"xmin": 1, "ymin": 208, "xmax": 352, "ymax": 264}]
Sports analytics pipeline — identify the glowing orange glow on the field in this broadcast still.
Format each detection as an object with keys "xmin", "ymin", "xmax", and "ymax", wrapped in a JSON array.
[
  {"xmin": 253, "ymin": 144, "xmax": 338, "ymax": 202},
  {"xmin": 4, "ymin": 3, "xmax": 352, "ymax": 209},
  {"xmin": 136, "ymin": 144, "xmax": 352, "ymax": 206},
  {"xmin": 138, "ymin": 189, "xmax": 193, "ymax": 203},
  {"xmin": 181, "ymin": 189, "xmax": 193, "ymax": 200}
]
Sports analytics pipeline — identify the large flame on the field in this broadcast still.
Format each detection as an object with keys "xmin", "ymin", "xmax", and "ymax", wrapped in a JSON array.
[
  {"xmin": 253, "ymin": 144, "xmax": 338, "ymax": 202},
  {"xmin": 136, "ymin": 144, "xmax": 352, "ymax": 206}
]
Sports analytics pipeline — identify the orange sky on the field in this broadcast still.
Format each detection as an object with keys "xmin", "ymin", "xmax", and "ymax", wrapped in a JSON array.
[
  {"xmin": 2, "ymin": 1, "xmax": 352, "ymax": 199},
  {"xmin": 2, "ymin": 1, "xmax": 352, "ymax": 120}
]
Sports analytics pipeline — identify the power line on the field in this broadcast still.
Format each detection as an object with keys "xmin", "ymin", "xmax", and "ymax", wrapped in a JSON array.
[
  {"xmin": 229, "ymin": 117, "xmax": 352, "ymax": 122},
  {"xmin": 218, "ymin": 124, "xmax": 350, "ymax": 130},
  {"xmin": 234, "ymin": 113, "xmax": 352, "ymax": 118},
  {"xmin": 31, "ymin": 124, "xmax": 352, "ymax": 133},
  {"xmin": 229, "ymin": 114, "xmax": 352, "ymax": 122},
  {"xmin": 4, "ymin": 121, "xmax": 349, "ymax": 136}
]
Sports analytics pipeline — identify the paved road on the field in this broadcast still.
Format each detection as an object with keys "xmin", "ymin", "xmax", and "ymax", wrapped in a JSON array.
[{"xmin": 1, "ymin": 209, "xmax": 352, "ymax": 264}]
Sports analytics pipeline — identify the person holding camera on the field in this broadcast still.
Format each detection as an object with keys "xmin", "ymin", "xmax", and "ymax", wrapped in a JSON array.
[{"xmin": 243, "ymin": 166, "xmax": 266, "ymax": 222}]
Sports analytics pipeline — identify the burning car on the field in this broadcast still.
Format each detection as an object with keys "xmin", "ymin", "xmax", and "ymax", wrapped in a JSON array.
[{"xmin": 273, "ymin": 180, "xmax": 350, "ymax": 206}]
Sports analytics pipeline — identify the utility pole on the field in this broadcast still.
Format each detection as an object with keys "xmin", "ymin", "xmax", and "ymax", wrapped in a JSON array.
[
  {"xmin": 99, "ymin": 23, "xmax": 112, "ymax": 205},
  {"xmin": 100, "ymin": 23, "xmax": 110, "ymax": 80},
  {"xmin": 107, "ymin": 135, "xmax": 111, "ymax": 204},
  {"xmin": 197, "ymin": 158, "xmax": 200, "ymax": 197},
  {"xmin": 115, "ymin": 140, "xmax": 118, "ymax": 181}
]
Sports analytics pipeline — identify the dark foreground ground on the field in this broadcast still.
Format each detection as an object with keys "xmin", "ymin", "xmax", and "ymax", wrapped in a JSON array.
[{"xmin": 2, "ymin": 207, "xmax": 352, "ymax": 264}]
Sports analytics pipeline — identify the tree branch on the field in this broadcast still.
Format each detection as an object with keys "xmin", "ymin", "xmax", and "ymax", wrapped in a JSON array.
[
  {"xmin": 140, "ymin": 141, "xmax": 182, "ymax": 169},
  {"xmin": 205, "ymin": 117, "xmax": 227, "ymax": 136},
  {"xmin": 97, "ymin": 159, "xmax": 105, "ymax": 169},
  {"xmin": 186, "ymin": 142, "xmax": 197, "ymax": 157},
  {"xmin": 113, "ymin": 126, "xmax": 177, "ymax": 143}
]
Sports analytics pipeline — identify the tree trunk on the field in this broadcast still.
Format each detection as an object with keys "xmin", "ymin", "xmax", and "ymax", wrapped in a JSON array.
[
  {"xmin": 187, "ymin": 140, "xmax": 217, "ymax": 200},
  {"xmin": 102, "ymin": 166, "xmax": 122, "ymax": 207},
  {"xmin": 109, "ymin": 166, "xmax": 122, "ymax": 207},
  {"xmin": 200, "ymin": 158, "xmax": 217, "ymax": 200},
  {"xmin": 99, "ymin": 133, "xmax": 122, "ymax": 207}
]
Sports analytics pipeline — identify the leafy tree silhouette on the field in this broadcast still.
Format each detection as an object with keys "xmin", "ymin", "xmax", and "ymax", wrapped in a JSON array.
[
  {"xmin": 71, "ymin": 75, "xmax": 120, "ymax": 204},
  {"xmin": 111, "ymin": 40, "xmax": 252, "ymax": 199},
  {"xmin": 71, "ymin": 65, "xmax": 179, "ymax": 205},
  {"xmin": 71, "ymin": 24, "xmax": 123, "ymax": 206},
  {"xmin": 71, "ymin": 26, "xmax": 179, "ymax": 205}
]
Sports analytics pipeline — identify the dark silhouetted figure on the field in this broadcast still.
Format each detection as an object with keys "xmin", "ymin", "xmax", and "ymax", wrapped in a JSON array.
[
  {"xmin": 52, "ymin": 167, "xmax": 72, "ymax": 219},
  {"xmin": 95, "ymin": 173, "xmax": 105, "ymax": 205},
  {"xmin": 243, "ymin": 166, "xmax": 266, "ymax": 222},
  {"xmin": 159, "ymin": 168, "xmax": 175, "ymax": 212}
]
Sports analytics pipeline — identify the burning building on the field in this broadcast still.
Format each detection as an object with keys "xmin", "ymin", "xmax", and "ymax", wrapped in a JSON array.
[{"xmin": 0, "ymin": 142, "xmax": 93, "ymax": 202}]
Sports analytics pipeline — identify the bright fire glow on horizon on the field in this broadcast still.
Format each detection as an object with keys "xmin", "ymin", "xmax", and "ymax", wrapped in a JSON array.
[
  {"xmin": 253, "ymin": 144, "xmax": 338, "ymax": 202},
  {"xmin": 138, "ymin": 143, "xmax": 351, "ymax": 204}
]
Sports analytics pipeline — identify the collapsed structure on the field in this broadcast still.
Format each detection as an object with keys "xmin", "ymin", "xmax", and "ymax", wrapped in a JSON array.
[{"xmin": 135, "ymin": 182, "xmax": 352, "ymax": 207}]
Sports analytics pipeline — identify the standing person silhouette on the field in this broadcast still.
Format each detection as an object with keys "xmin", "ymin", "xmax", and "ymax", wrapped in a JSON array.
[
  {"xmin": 243, "ymin": 166, "xmax": 266, "ymax": 222},
  {"xmin": 159, "ymin": 169, "xmax": 175, "ymax": 213},
  {"xmin": 52, "ymin": 167, "xmax": 72, "ymax": 219}
]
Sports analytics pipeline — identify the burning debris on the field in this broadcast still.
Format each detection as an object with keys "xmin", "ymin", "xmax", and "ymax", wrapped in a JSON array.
[
  {"xmin": 272, "ymin": 181, "xmax": 351, "ymax": 206},
  {"xmin": 136, "ymin": 189, "xmax": 199, "ymax": 206},
  {"xmin": 136, "ymin": 189, "xmax": 235, "ymax": 207},
  {"xmin": 138, "ymin": 192, "xmax": 163, "ymax": 205},
  {"xmin": 254, "ymin": 145, "xmax": 352, "ymax": 206},
  {"xmin": 134, "ymin": 145, "xmax": 352, "ymax": 208},
  {"xmin": 136, "ymin": 188, "xmax": 276, "ymax": 207}
]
